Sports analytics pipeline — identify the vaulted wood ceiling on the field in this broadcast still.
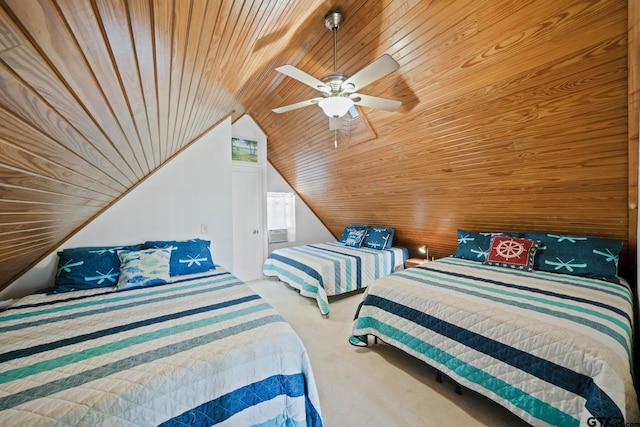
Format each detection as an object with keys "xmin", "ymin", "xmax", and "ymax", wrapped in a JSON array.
[{"xmin": 0, "ymin": 0, "xmax": 637, "ymax": 290}]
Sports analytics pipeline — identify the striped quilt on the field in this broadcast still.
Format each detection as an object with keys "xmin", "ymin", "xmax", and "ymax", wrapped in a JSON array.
[
  {"xmin": 0, "ymin": 270, "xmax": 323, "ymax": 427},
  {"xmin": 350, "ymin": 257, "xmax": 639, "ymax": 426},
  {"xmin": 262, "ymin": 242, "xmax": 405, "ymax": 315}
]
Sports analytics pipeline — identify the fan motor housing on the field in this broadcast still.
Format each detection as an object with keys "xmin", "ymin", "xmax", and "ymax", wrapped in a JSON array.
[
  {"xmin": 320, "ymin": 72, "xmax": 351, "ymax": 93},
  {"xmin": 324, "ymin": 11, "xmax": 343, "ymax": 31}
]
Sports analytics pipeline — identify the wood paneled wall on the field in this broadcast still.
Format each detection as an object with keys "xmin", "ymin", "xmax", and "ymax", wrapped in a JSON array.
[
  {"xmin": 0, "ymin": 0, "xmax": 636, "ymax": 290},
  {"xmin": 254, "ymin": 0, "xmax": 636, "ymax": 276}
]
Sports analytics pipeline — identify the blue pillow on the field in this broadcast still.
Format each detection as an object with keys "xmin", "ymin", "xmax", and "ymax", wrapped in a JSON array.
[
  {"xmin": 362, "ymin": 227, "xmax": 395, "ymax": 250},
  {"xmin": 523, "ymin": 232, "xmax": 622, "ymax": 283},
  {"xmin": 143, "ymin": 239, "xmax": 215, "ymax": 276},
  {"xmin": 343, "ymin": 228, "xmax": 367, "ymax": 248},
  {"xmin": 339, "ymin": 225, "xmax": 368, "ymax": 243},
  {"xmin": 54, "ymin": 244, "xmax": 143, "ymax": 293},
  {"xmin": 453, "ymin": 230, "xmax": 520, "ymax": 261}
]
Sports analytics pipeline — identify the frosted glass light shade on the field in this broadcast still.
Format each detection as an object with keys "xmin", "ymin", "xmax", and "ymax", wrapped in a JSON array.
[{"xmin": 318, "ymin": 96, "xmax": 354, "ymax": 118}]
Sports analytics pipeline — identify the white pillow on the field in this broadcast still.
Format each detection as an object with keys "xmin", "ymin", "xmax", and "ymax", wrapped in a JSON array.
[{"xmin": 116, "ymin": 248, "xmax": 171, "ymax": 290}]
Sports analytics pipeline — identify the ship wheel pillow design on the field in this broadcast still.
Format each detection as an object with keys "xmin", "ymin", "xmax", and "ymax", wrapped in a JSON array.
[
  {"xmin": 484, "ymin": 236, "xmax": 540, "ymax": 271},
  {"xmin": 453, "ymin": 229, "xmax": 522, "ymax": 261}
]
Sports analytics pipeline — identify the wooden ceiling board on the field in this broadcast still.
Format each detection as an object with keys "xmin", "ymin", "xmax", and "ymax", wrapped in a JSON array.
[
  {"xmin": 0, "ymin": 138, "xmax": 118, "ymax": 198},
  {"xmin": 3, "ymin": 1, "xmax": 144, "ymax": 184},
  {"xmin": 0, "ymin": 107, "xmax": 129, "ymax": 193},
  {"xmin": 0, "ymin": 0, "xmax": 636, "ymax": 290},
  {"xmin": 0, "ymin": 65, "xmax": 136, "ymax": 189}
]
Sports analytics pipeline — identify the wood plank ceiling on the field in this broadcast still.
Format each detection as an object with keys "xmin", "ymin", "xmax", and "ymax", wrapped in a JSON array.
[{"xmin": 0, "ymin": 0, "xmax": 635, "ymax": 290}]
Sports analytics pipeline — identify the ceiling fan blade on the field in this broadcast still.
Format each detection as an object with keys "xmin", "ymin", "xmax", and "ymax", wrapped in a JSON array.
[
  {"xmin": 275, "ymin": 64, "xmax": 329, "ymax": 92},
  {"xmin": 272, "ymin": 97, "xmax": 323, "ymax": 113},
  {"xmin": 341, "ymin": 54, "xmax": 399, "ymax": 92},
  {"xmin": 351, "ymin": 93, "xmax": 401, "ymax": 112},
  {"xmin": 329, "ymin": 117, "xmax": 343, "ymax": 130}
]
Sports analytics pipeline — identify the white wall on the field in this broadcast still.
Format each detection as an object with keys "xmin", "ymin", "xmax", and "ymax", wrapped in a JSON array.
[
  {"xmin": 267, "ymin": 163, "xmax": 334, "ymax": 252},
  {"xmin": 231, "ymin": 115, "xmax": 268, "ymax": 280},
  {"xmin": 1, "ymin": 118, "xmax": 233, "ymax": 300},
  {"xmin": 231, "ymin": 114, "xmax": 333, "ymax": 258}
]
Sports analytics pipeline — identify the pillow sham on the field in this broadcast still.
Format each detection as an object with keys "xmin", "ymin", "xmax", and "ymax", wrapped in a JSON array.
[
  {"xmin": 339, "ymin": 225, "xmax": 368, "ymax": 243},
  {"xmin": 484, "ymin": 236, "xmax": 539, "ymax": 271},
  {"xmin": 453, "ymin": 230, "xmax": 521, "ymax": 262},
  {"xmin": 523, "ymin": 232, "xmax": 622, "ymax": 283},
  {"xmin": 343, "ymin": 228, "xmax": 367, "ymax": 248},
  {"xmin": 116, "ymin": 248, "xmax": 171, "ymax": 289},
  {"xmin": 54, "ymin": 244, "xmax": 142, "ymax": 293},
  {"xmin": 143, "ymin": 239, "xmax": 215, "ymax": 276},
  {"xmin": 362, "ymin": 227, "xmax": 395, "ymax": 250}
]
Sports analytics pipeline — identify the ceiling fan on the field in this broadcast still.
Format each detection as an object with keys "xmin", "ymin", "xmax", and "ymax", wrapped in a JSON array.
[{"xmin": 272, "ymin": 10, "xmax": 401, "ymax": 132}]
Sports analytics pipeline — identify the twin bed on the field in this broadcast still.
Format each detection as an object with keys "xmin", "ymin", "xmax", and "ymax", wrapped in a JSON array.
[
  {"xmin": 0, "ymin": 240, "xmax": 323, "ymax": 426},
  {"xmin": 263, "ymin": 241, "xmax": 406, "ymax": 315},
  {"xmin": 263, "ymin": 225, "xmax": 406, "ymax": 315}
]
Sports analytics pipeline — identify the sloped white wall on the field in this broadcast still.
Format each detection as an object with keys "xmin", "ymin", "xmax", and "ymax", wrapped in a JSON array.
[
  {"xmin": 2, "ymin": 119, "xmax": 233, "ymax": 299},
  {"xmin": 267, "ymin": 163, "xmax": 334, "ymax": 252},
  {"xmin": 231, "ymin": 114, "xmax": 334, "ymax": 254}
]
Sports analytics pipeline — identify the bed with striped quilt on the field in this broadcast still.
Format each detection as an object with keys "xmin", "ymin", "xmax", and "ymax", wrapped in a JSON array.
[
  {"xmin": 262, "ymin": 242, "xmax": 406, "ymax": 315},
  {"xmin": 0, "ymin": 269, "xmax": 323, "ymax": 427},
  {"xmin": 350, "ymin": 256, "xmax": 639, "ymax": 426}
]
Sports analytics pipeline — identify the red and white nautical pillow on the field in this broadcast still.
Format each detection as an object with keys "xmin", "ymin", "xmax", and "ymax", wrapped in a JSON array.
[{"xmin": 484, "ymin": 236, "xmax": 540, "ymax": 271}]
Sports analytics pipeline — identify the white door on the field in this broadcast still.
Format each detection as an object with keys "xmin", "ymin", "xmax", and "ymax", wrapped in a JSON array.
[{"xmin": 232, "ymin": 167, "xmax": 265, "ymax": 281}]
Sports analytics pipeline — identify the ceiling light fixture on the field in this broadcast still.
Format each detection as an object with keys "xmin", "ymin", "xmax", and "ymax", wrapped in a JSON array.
[
  {"xmin": 272, "ymin": 10, "xmax": 401, "ymax": 131},
  {"xmin": 318, "ymin": 96, "xmax": 354, "ymax": 118}
]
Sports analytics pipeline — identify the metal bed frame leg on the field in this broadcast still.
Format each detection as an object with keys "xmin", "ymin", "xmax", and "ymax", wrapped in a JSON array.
[{"xmin": 435, "ymin": 370, "xmax": 462, "ymax": 395}]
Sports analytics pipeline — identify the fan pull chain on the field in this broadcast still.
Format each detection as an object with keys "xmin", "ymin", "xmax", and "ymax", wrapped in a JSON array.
[{"xmin": 334, "ymin": 129, "xmax": 338, "ymax": 148}]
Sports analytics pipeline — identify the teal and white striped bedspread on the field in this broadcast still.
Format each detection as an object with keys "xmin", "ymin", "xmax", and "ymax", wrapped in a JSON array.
[
  {"xmin": 351, "ymin": 257, "xmax": 639, "ymax": 426},
  {"xmin": 0, "ymin": 270, "xmax": 323, "ymax": 427},
  {"xmin": 262, "ymin": 242, "xmax": 405, "ymax": 315}
]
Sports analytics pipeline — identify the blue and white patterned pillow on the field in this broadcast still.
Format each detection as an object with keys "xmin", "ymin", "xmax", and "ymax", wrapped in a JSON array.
[
  {"xmin": 115, "ymin": 248, "xmax": 171, "ymax": 289},
  {"xmin": 54, "ymin": 244, "xmax": 143, "ymax": 293},
  {"xmin": 362, "ymin": 227, "xmax": 395, "ymax": 250},
  {"xmin": 143, "ymin": 239, "xmax": 216, "ymax": 276},
  {"xmin": 343, "ymin": 228, "xmax": 367, "ymax": 248},
  {"xmin": 453, "ymin": 230, "xmax": 520, "ymax": 261},
  {"xmin": 339, "ymin": 225, "xmax": 368, "ymax": 243},
  {"xmin": 524, "ymin": 232, "xmax": 622, "ymax": 283}
]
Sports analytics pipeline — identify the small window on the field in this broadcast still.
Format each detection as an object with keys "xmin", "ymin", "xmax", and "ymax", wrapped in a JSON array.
[{"xmin": 267, "ymin": 192, "xmax": 296, "ymax": 243}]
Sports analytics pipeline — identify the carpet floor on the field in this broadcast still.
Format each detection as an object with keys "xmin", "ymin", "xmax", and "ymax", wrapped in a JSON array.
[{"xmin": 247, "ymin": 278, "xmax": 532, "ymax": 427}]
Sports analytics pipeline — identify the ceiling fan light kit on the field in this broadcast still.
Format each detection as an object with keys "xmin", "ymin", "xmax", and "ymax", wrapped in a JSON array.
[
  {"xmin": 318, "ymin": 96, "xmax": 354, "ymax": 117},
  {"xmin": 272, "ymin": 10, "xmax": 401, "ymax": 123}
]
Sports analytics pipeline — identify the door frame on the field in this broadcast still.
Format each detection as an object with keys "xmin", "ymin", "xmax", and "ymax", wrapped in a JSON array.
[{"xmin": 232, "ymin": 162, "xmax": 268, "ymax": 280}]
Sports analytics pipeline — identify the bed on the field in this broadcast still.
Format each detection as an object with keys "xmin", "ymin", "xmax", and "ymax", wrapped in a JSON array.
[
  {"xmin": 263, "ymin": 239, "xmax": 406, "ymax": 315},
  {"xmin": 0, "ymin": 241, "xmax": 323, "ymax": 426},
  {"xmin": 350, "ymin": 231, "xmax": 640, "ymax": 426}
]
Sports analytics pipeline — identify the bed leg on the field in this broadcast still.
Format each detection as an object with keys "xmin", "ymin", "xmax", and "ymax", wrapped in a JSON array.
[
  {"xmin": 374, "ymin": 336, "xmax": 378, "ymax": 344},
  {"xmin": 455, "ymin": 383, "xmax": 462, "ymax": 395},
  {"xmin": 436, "ymin": 371, "xmax": 442, "ymax": 383}
]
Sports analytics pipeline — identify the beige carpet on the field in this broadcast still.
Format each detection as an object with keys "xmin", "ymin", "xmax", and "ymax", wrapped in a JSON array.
[{"xmin": 247, "ymin": 278, "xmax": 532, "ymax": 427}]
